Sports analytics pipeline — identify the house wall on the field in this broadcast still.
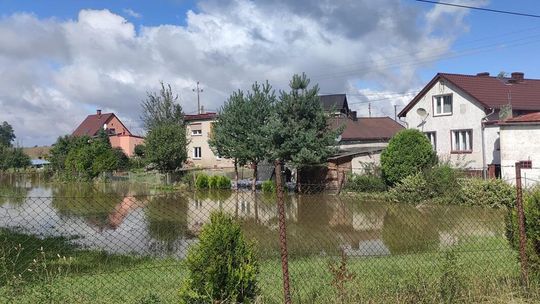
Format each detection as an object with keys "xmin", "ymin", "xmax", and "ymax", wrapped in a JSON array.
[
  {"xmin": 351, "ymin": 152, "xmax": 382, "ymax": 175},
  {"xmin": 402, "ymin": 80, "xmax": 497, "ymax": 170},
  {"xmin": 105, "ymin": 116, "xmax": 131, "ymax": 135},
  {"xmin": 340, "ymin": 142, "xmax": 388, "ymax": 149},
  {"xmin": 186, "ymin": 120, "xmax": 235, "ymax": 168},
  {"xmin": 109, "ymin": 135, "xmax": 144, "ymax": 157},
  {"xmin": 500, "ymin": 124, "xmax": 540, "ymax": 185}
]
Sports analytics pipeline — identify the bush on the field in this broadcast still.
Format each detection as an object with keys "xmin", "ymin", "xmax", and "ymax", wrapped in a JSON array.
[
  {"xmin": 506, "ymin": 188, "xmax": 540, "ymax": 278},
  {"xmin": 261, "ymin": 180, "xmax": 275, "ymax": 194},
  {"xmin": 460, "ymin": 178, "xmax": 515, "ymax": 208},
  {"xmin": 389, "ymin": 172, "xmax": 433, "ymax": 204},
  {"xmin": 195, "ymin": 174, "xmax": 209, "ymax": 189},
  {"xmin": 179, "ymin": 212, "xmax": 258, "ymax": 303},
  {"xmin": 345, "ymin": 173, "xmax": 387, "ymax": 192},
  {"xmin": 381, "ymin": 129, "xmax": 437, "ymax": 186},
  {"xmin": 208, "ymin": 175, "xmax": 219, "ymax": 189},
  {"xmin": 207, "ymin": 175, "xmax": 232, "ymax": 190}
]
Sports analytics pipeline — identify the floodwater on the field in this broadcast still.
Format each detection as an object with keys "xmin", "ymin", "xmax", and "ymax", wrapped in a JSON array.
[{"xmin": 0, "ymin": 174, "xmax": 507, "ymax": 259}]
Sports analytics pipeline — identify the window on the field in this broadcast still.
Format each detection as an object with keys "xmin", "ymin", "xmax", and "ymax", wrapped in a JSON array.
[
  {"xmin": 433, "ymin": 95, "xmax": 453, "ymax": 116},
  {"xmin": 190, "ymin": 124, "xmax": 202, "ymax": 136},
  {"xmin": 451, "ymin": 130, "xmax": 472, "ymax": 153},
  {"xmin": 193, "ymin": 147, "xmax": 202, "ymax": 159},
  {"xmin": 424, "ymin": 132, "xmax": 436, "ymax": 150}
]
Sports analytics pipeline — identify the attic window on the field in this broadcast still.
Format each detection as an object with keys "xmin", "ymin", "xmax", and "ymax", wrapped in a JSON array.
[{"xmin": 433, "ymin": 94, "xmax": 453, "ymax": 116}]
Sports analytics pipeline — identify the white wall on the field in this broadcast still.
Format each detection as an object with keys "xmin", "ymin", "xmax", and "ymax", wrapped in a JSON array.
[
  {"xmin": 351, "ymin": 152, "xmax": 382, "ymax": 175},
  {"xmin": 500, "ymin": 124, "xmax": 540, "ymax": 185},
  {"xmin": 402, "ymin": 80, "xmax": 494, "ymax": 169},
  {"xmin": 186, "ymin": 120, "xmax": 234, "ymax": 168}
]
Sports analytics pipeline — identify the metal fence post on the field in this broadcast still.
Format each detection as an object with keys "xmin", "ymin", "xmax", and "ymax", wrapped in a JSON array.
[
  {"xmin": 275, "ymin": 160, "xmax": 292, "ymax": 304},
  {"xmin": 514, "ymin": 161, "xmax": 529, "ymax": 286}
]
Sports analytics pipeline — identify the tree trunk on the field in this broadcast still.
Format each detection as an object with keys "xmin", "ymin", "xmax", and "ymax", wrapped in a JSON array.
[
  {"xmin": 234, "ymin": 159, "xmax": 239, "ymax": 190},
  {"xmin": 296, "ymin": 168, "xmax": 301, "ymax": 193},
  {"xmin": 251, "ymin": 162, "xmax": 258, "ymax": 192}
]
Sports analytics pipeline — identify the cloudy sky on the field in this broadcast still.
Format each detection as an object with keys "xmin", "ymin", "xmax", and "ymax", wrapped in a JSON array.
[{"xmin": 1, "ymin": 0, "xmax": 540, "ymax": 146}]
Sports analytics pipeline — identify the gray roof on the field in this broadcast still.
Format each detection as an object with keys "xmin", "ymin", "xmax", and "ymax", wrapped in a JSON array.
[{"xmin": 319, "ymin": 94, "xmax": 349, "ymax": 112}]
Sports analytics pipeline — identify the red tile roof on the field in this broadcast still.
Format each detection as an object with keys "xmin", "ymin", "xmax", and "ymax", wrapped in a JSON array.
[
  {"xmin": 72, "ymin": 113, "xmax": 115, "ymax": 137},
  {"xmin": 500, "ymin": 112, "xmax": 540, "ymax": 124},
  {"xmin": 185, "ymin": 112, "xmax": 217, "ymax": 122},
  {"xmin": 331, "ymin": 117, "xmax": 404, "ymax": 141},
  {"xmin": 399, "ymin": 72, "xmax": 540, "ymax": 117}
]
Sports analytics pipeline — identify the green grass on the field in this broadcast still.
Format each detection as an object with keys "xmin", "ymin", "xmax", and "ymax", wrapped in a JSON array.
[{"xmin": 1, "ymin": 229, "xmax": 539, "ymax": 304}]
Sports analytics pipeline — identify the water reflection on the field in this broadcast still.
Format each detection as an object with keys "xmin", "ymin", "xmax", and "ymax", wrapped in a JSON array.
[{"xmin": 0, "ymin": 175, "xmax": 507, "ymax": 259}]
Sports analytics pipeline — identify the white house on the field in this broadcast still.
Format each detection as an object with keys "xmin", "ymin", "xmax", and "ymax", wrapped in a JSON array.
[
  {"xmin": 398, "ymin": 72, "xmax": 540, "ymax": 177},
  {"xmin": 499, "ymin": 113, "xmax": 540, "ymax": 185}
]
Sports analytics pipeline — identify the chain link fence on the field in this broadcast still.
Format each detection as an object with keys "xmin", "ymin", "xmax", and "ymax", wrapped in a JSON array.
[{"xmin": 0, "ymin": 170, "xmax": 539, "ymax": 303}]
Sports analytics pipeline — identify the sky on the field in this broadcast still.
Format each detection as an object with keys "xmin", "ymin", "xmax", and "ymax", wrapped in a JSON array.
[{"xmin": 1, "ymin": 0, "xmax": 540, "ymax": 146}]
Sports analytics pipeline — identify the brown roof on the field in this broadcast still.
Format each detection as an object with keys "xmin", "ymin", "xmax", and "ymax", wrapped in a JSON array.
[
  {"xmin": 399, "ymin": 72, "xmax": 540, "ymax": 117},
  {"xmin": 499, "ymin": 112, "xmax": 540, "ymax": 125},
  {"xmin": 185, "ymin": 112, "xmax": 217, "ymax": 122},
  {"xmin": 331, "ymin": 117, "xmax": 404, "ymax": 141},
  {"xmin": 72, "ymin": 113, "xmax": 115, "ymax": 137}
]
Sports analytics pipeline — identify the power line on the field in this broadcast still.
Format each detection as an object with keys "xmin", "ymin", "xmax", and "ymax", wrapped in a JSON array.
[{"xmin": 415, "ymin": 0, "xmax": 540, "ymax": 18}]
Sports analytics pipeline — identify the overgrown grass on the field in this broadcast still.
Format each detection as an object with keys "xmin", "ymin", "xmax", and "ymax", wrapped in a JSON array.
[{"xmin": 1, "ymin": 229, "xmax": 539, "ymax": 303}]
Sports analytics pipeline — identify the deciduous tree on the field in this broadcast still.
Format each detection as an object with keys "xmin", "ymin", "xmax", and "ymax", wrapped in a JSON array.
[
  {"xmin": 145, "ymin": 123, "xmax": 188, "ymax": 172},
  {"xmin": 140, "ymin": 82, "xmax": 184, "ymax": 131}
]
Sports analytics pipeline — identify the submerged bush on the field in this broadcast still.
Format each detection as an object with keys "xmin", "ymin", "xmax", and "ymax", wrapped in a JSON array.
[
  {"xmin": 179, "ymin": 212, "xmax": 258, "ymax": 303},
  {"xmin": 389, "ymin": 172, "xmax": 433, "ymax": 204},
  {"xmin": 345, "ymin": 173, "xmax": 387, "ymax": 193},
  {"xmin": 460, "ymin": 178, "xmax": 515, "ymax": 208},
  {"xmin": 381, "ymin": 129, "xmax": 437, "ymax": 186},
  {"xmin": 195, "ymin": 174, "xmax": 209, "ymax": 189},
  {"xmin": 261, "ymin": 180, "xmax": 275, "ymax": 194}
]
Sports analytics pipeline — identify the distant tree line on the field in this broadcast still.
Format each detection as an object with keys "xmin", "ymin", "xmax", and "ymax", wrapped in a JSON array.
[{"xmin": 0, "ymin": 121, "xmax": 31, "ymax": 170}]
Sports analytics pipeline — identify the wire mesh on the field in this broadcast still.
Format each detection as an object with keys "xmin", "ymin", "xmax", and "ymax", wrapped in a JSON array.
[{"xmin": 0, "ymin": 171, "xmax": 538, "ymax": 303}]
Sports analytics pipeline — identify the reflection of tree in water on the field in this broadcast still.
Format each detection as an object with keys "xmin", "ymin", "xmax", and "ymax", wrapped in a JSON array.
[
  {"xmin": 0, "ymin": 174, "xmax": 31, "ymax": 206},
  {"xmin": 382, "ymin": 205, "xmax": 438, "ymax": 255},
  {"xmin": 51, "ymin": 184, "xmax": 123, "ymax": 229},
  {"xmin": 145, "ymin": 193, "xmax": 189, "ymax": 253}
]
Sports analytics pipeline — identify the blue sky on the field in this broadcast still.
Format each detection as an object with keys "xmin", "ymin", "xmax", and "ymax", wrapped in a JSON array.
[{"xmin": 1, "ymin": 0, "xmax": 540, "ymax": 145}]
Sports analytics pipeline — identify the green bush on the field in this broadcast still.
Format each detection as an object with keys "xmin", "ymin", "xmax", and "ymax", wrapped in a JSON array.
[
  {"xmin": 506, "ymin": 188, "xmax": 540, "ymax": 278},
  {"xmin": 345, "ymin": 173, "xmax": 387, "ymax": 192},
  {"xmin": 261, "ymin": 180, "xmax": 275, "ymax": 194},
  {"xmin": 179, "ymin": 212, "xmax": 258, "ymax": 303},
  {"xmin": 195, "ymin": 174, "xmax": 209, "ymax": 189},
  {"xmin": 208, "ymin": 175, "xmax": 219, "ymax": 189},
  {"xmin": 207, "ymin": 175, "xmax": 232, "ymax": 190},
  {"xmin": 389, "ymin": 172, "xmax": 434, "ymax": 204},
  {"xmin": 460, "ymin": 178, "xmax": 515, "ymax": 208},
  {"xmin": 381, "ymin": 129, "xmax": 437, "ymax": 186}
]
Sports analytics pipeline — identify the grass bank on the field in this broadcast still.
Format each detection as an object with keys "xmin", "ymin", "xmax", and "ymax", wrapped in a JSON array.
[{"xmin": 1, "ymin": 229, "xmax": 538, "ymax": 303}]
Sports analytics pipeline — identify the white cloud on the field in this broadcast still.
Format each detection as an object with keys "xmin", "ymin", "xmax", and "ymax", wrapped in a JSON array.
[
  {"xmin": 0, "ymin": 1, "xmax": 477, "ymax": 146},
  {"xmin": 123, "ymin": 8, "xmax": 142, "ymax": 19}
]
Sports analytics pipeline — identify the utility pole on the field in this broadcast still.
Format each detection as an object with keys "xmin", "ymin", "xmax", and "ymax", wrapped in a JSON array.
[
  {"xmin": 394, "ymin": 105, "xmax": 398, "ymax": 121},
  {"xmin": 368, "ymin": 103, "xmax": 372, "ymax": 118},
  {"xmin": 192, "ymin": 81, "xmax": 204, "ymax": 114}
]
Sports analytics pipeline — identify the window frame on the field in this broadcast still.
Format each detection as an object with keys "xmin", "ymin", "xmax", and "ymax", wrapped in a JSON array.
[
  {"xmin": 191, "ymin": 129, "xmax": 203, "ymax": 136},
  {"xmin": 450, "ymin": 129, "xmax": 473, "ymax": 154},
  {"xmin": 424, "ymin": 131, "xmax": 437, "ymax": 151},
  {"xmin": 432, "ymin": 94, "xmax": 453, "ymax": 116},
  {"xmin": 193, "ymin": 147, "xmax": 202, "ymax": 159}
]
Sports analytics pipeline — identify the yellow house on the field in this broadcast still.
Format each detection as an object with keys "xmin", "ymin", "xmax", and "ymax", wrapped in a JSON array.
[{"xmin": 185, "ymin": 112, "xmax": 235, "ymax": 168}]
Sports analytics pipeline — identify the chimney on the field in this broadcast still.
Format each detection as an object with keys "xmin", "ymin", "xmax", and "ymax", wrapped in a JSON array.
[
  {"xmin": 350, "ymin": 111, "xmax": 357, "ymax": 121},
  {"xmin": 511, "ymin": 72, "xmax": 524, "ymax": 82},
  {"xmin": 96, "ymin": 109, "xmax": 102, "ymax": 116},
  {"xmin": 476, "ymin": 72, "xmax": 490, "ymax": 77}
]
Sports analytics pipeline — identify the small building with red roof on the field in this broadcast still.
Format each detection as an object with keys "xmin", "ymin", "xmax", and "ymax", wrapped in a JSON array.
[
  {"xmin": 72, "ymin": 110, "xmax": 144, "ymax": 157},
  {"xmin": 398, "ymin": 71, "xmax": 540, "ymax": 176}
]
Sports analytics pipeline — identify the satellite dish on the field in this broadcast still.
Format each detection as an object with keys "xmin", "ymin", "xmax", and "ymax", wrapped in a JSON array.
[{"xmin": 416, "ymin": 108, "xmax": 428, "ymax": 119}]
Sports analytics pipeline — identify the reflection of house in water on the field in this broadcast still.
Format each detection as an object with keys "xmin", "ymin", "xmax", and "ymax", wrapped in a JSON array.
[{"xmin": 86, "ymin": 196, "xmax": 145, "ymax": 231}]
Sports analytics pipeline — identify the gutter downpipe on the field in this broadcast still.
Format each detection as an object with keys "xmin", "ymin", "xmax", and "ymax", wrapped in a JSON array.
[
  {"xmin": 398, "ymin": 115, "xmax": 409, "ymax": 128},
  {"xmin": 481, "ymin": 108, "xmax": 495, "ymax": 179}
]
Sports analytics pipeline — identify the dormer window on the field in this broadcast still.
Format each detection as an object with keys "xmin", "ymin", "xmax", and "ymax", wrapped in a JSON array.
[{"xmin": 433, "ymin": 94, "xmax": 453, "ymax": 116}]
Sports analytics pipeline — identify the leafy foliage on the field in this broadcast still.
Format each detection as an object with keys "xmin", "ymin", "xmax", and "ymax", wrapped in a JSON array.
[
  {"xmin": 261, "ymin": 180, "xmax": 276, "ymax": 194},
  {"xmin": 389, "ymin": 172, "xmax": 433, "ymax": 204},
  {"xmin": 345, "ymin": 173, "xmax": 387, "ymax": 193},
  {"xmin": 144, "ymin": 123, "xmax": 187, "ymax": 172},
  {"xmin": 266, "ymin": 73, "xmax": 339, "ymax": 167},
  {"xmin": 179, "ymin": 212, "xmax": 258, "ymax": 303},
  {"xmin": 506, "ymin": 188, "xmax": 540, "ymax": 278},
  {"xmin": 195, "ymin": 174, "xmax": 209, "ymax": 189},
  {"xmin": 0, "ymin": 121, "xmax": 15, "ymax": 147},
  {"xmin": 140, "ymin": 82, "xmax": 184, "ymax": 131},
  {"xmin": 0, "ymin": 146, "xmax": 31, "ymax": 170},
  {"xmin": 460, "ymin": 178, "xmax": 515, "ymax": 208},
  {"xmin": 381, "ymin": 129, "xmax": 437, "ymax": 185}
]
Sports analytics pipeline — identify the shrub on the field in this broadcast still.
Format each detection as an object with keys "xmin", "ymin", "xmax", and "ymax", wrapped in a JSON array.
[
  {"xmin": 195, "ymin": 174, "xmax": 209, "ymax": 189},
  {"xmin": 345, "ymin": 173, "xmax": 387, "ymax": 192},
  {"xmin": 180, "ymin": 172, "xmax": 197, "ymax": 187},
  {"xmin": 506, "ymin": 188, "xmax": 540, "ymax": 279},
  {"xmin": 389, "ymin": 172, "xmax": 434, "ymax": 204},
  {"xmin": 179, "ymin": 212, "xmax": 258, "ymax": 303},
  {"xmin": 216, "ymin": 175, "xmax": 231, "ymax": 189},
  {"xmin": 460, "ymin": 178, "xmax": 515, "ymax": 208},
  {"xmin": 381, "ymin": 129, "xmax": 437, "ymax": 186},
  {"xmin": 261, "ymin": 180, "xmax": 275, "ymax": 194},
  {"xmin": 208, "ymin": 175, "xmax": 219, "ymax": 189}
]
